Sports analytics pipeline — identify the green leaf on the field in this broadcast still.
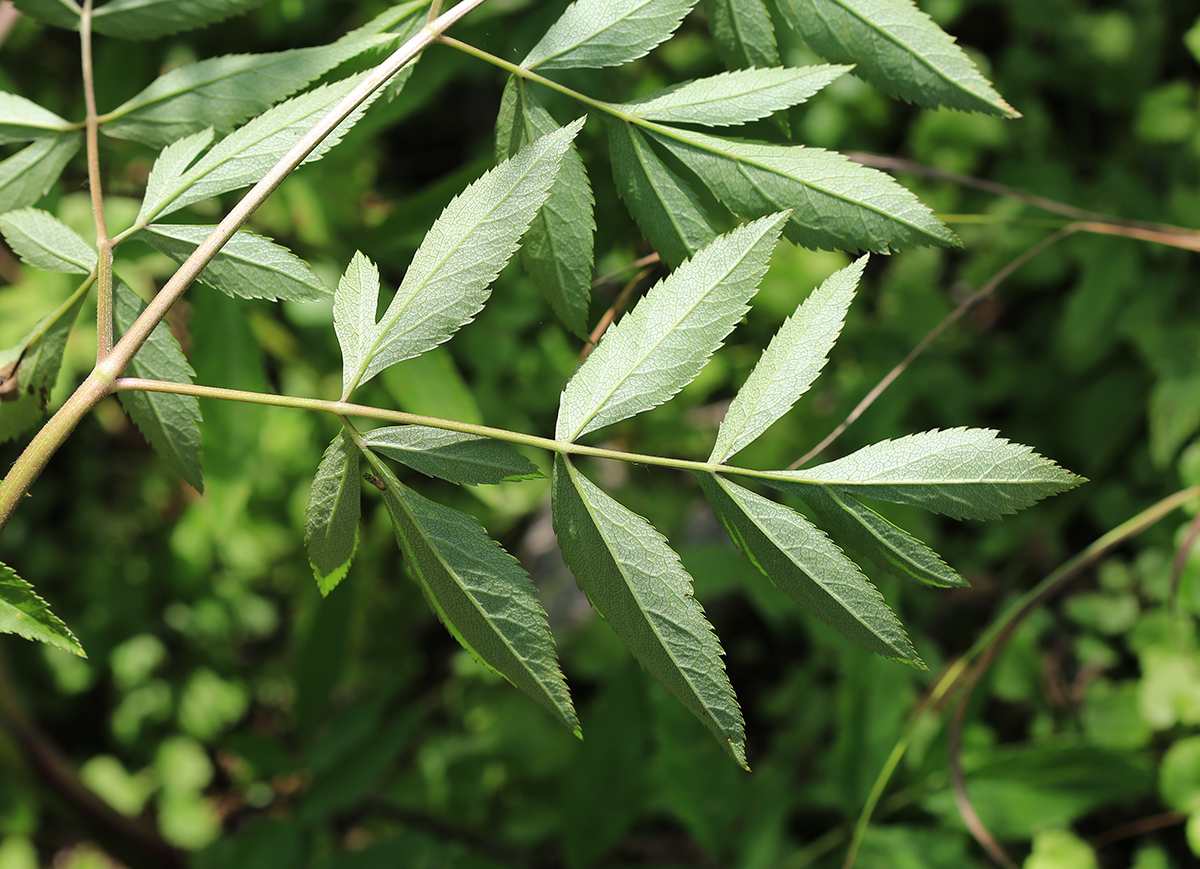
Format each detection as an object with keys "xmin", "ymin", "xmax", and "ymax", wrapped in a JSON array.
[
  {"xmin": 0, "ymin": 561, "xmax": 85, "ymax": 657},
  {"xmin": 136, "ymin": 224, "xmax": 327, "ymax": 302},
  {"xmin": 618, "ymin": 66, "xmax": 850, "ymax": 126},
  {"xmin": 552, "ymin": 456, "xmax": 746, "ymax": 766},
  {"xmin": 557, "ymin": 212, "xmax": 787, "ymax": 442},
  {"xmin": 762, "ymin": 429, "xmax": 1083, "ymax": 520},
  {"xmin": 376, "ymin": 462, "xmax": 578, "ymax": 735},
  {"xmin": 606, "ymin": 118, "xmax": 717, "ymax": 267},
  {"xmin": 645, "ymin": 125, "xmax": 958, "ymax": 252},
  {"xmin": 790, "ymin": 485, "xmax": 966, "ymax": 588},
  {"xmin": 0, "ymin": 133, "xmax": 81, "ymax": 213},
  {"xmin": 495, "ymin": 77, "xmax": 595, "ymax": 338},
  {"xmin": 137, "ymin": 74, "xmax": 379, "ymax": 224},
  {"xmin": 93, "ymin": 0, "xmax": 266, "ymax": 40},
  {"xmin": 136, "ymin": 128, "xmax": 215, "ymax": 226},
  {"xmin": 334, "ymin": 251, "xmax": 381, "ymax": 399},
  {"xmin": 10, "ymin": 0, "xmax": 82, "ymax": 31},
  {"xmin": 702, "ymin": 0, "xmax": 780, "ymax": 69},
  {"xmin": 349, "ymin": 118, "xmax": 584, "ymax": 391},
  {"xmin": 711, "ymin": 256, "xmax": 864, "ymax": 462},
  {"xmin": 304, "ymin": 431, "xmax": 361, "ymax": 596},
  {"xmin": 777, "ymin": 0, "xmax": 1018, "ymax": 117},
  {"xmin": 113, "ymin": 280, "xmax": 204, "ymax": 491},
  {"xmin": 101, "ymin": 38, "xmax": 392, "ymax": 148},
  {"xmin": 364, "ymin": 426, "xmax": 542, "ymax": 486},
  {"xmin": 523, "ymin": 0, "xmax": 697, "ymax": 70},
  {"xmin": 0, "ymin": 290, "xmax": 86, "ymax": 443},
  {"xmin": 0, "ymin": 92, "xmax": 71, "ymax": 144},
  {"xmin": 0, "ymin": 208, "xmax": 96, "ymax": 274},
  {"xmin": 699, "ymin": 473, "xmax": 920, "ymax": 663}
]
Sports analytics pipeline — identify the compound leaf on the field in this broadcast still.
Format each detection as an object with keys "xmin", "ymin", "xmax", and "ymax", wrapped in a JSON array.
[
  {"xmin": 702, "ymin": 0, "xmax": 780, "ymax": 69},
  {"xmin": 377, "ymin": 462, "xmax": 578, "ymax": 735},
  {"xmin": 710, "ymin": 256, "xmax": 864, "ymax": 463},
  {"xmin": 0, "ymin": 290, "xmax": 86, "ymax": 443},
  {"xmin": 113, "ymin": 280, "xmax": 204, "ymax": 492},
  {"xmin": 0, "ymin": 561, "xmax": 85, "ymax": 657},
  {"xmin": 0, "ymin": 133, "xmax": 81, "ymax": 213},
  {"xmin": 790, "ymin": 484, "xmax": 966, "ymax": 588},
  {"xmin": 645, "ymin": 125, "xmax": 957, "ymax": 252},
  {"xmin": 699, "ymin": 473, "xmax": 920, "ymax": 664},
  {"xmin": 350, "ymin": 118, "xmax": 584, "ymax": 391},
  {"xmin": 305, "ymin": 431, "xmax": 361, "ymax": 596},
  {"xmin": 364, "ymin": 426, "xmax": 542, "ymax": 486},
  {"xmin": 606, "ymin": 118, "xmax": 716, "ymax": 268},
  {"xmin": 334, "ymin": 251, "xmax": 380, "ymax": 399},
  {"xmin": 0, "ymin": 208, "xmax": 96, "ymax": 274},
  {"xmin": 777, "ymin": 0, "xmax": 1018, "ymax": 117},
  {"xmin": 763, "ymin": 429, "xmax": 1083, "ymax": 520},
  {"xmin": 553, "ymin": 456, "xmax": 745, "ymax": 766},
  {"xmin": 101, "ymin": 37, "xmax": 391, "ymax": 147},
  {"xmin": 0, "ymin": 92, "xmax": 71, "ymax": 144},
  {"xmin": 138, "ymin": 74, "xmax": 379, "ymax": 224},
  {"xmin": 495, "ymin": 77, "xmax": 595, "ymax": 338},
  {"xmin": 137, "ymin": 223, "xmax": 327, "ymax": 302},
  {"xmin": 557, "ymin": 212, "xmax": 786, "ymax": 442},
  {"xmin": 618, "ymin": 65, "xmax": 850, "ymax": 126},
  {"xmin": 523, "ymin": 0, "xmax": 696, "ymax": 71}
]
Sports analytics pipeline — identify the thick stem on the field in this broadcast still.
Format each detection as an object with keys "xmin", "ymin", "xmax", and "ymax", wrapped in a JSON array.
[{"xmin": 0, "ymin": 0, "xmax": 490, "ymax": 534}]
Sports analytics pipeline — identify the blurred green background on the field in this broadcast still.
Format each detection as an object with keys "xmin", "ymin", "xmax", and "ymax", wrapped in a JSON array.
[{"xmin": 1, "ymin": 0, "xmax": 1199, "ymax": 867}]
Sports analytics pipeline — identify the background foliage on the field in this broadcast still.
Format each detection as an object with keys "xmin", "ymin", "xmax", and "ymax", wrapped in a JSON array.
[{"xmin": 0, "ymin": 1, "xmax": 1199, "ymax": 867}]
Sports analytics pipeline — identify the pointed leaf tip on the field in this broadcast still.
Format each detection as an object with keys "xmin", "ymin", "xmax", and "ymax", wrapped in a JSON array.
[
  {"xmin": 766, "ymin": 428, "xmax": 1083, "ymax": 520},
  {"xmin": 305, "ymin": 431, "xmax": 362, "ymax": 595},
  {"xmin": 700, "ymin": 473, "xmax": 922, "ymax": 666},
  {"xmin": 556, "ymin": 212, "xmax": 788, "ymax": 443},
  {"xmin": 0, "ymin": 562, "xmax": 85, "ymax": 657},
  {"xmin": 711, "ymin": 255, "xmax": 866, "ymax": 463},
  {"xmin": 553, "ymin": 456, "xmax": 748, "ymax": 767},
  {"xmin": 378, "ymin": 463, "xmax": 578, "ymax": 733}
]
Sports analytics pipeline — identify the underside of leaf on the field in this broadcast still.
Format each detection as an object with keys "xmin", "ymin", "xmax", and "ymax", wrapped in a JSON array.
[{"xmin": 552, "ymin": 456, "xmax": 747, "ymax": 767}]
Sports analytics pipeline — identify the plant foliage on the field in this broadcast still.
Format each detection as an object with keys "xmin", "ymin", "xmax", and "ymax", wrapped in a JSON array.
[{"xmin": 0, "ymin": 0, "xmax": 1088, "ymax": 790}]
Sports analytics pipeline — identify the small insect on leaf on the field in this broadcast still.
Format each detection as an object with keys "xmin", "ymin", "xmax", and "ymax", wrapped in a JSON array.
[{"xmin": 364, "ymin": 472, "xmax": 387, "ymax": 491}]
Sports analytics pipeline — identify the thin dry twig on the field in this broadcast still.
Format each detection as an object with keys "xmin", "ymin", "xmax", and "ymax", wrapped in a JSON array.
[
  {"xmin": 1170, "ymin": 510, "xmax": 1200, "ymax": 613},
  {"xmin": 1089, "ymin": 810, "xmax": 1188, "ymax": 849},
  {"xmin": 849, "ymin": 152, "xmax": 1200, "ymax": 249},
  {"xmin": 792, "ymin": 226, "xmax": 1079, "ymax": 469},
  {"xmin": 579, "ymin": 264, "xmax": 656, "ymax": 362}
]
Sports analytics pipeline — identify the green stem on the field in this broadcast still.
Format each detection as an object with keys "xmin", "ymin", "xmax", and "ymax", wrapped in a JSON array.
[
  {"xmin": 439, "ymin": 36, "xmax": 633, "ymax": 120},
  {"xmin": 80, "ymin": 0, "xmax": 113, "ymax": 361},
  {"xmin": 841, "ymin": 481, "xmax": 1200, "ymax": 868},
  {"xmin": 109, "ymin": 377, "xmax": 807, "ymax": 485},
  {"xmin": 0, "ymin": 0, "xmax": 491, "ymax": 535}
]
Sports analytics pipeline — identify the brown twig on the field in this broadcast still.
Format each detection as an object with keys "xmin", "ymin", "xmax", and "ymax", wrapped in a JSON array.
[
  {"xmin": 849, "ymin": 152, "xmax": 1200, "ymax": 248},
  {"xmin": 0, "ymin": 650, "xmax": 184, "ymax": 869},
  {"xmin": 1169, "ymin": 510, "xmax": 1200, "ymax": 613},
  {"xmin": 1089, "ymin": 810, "xmax": 1187, "ymax": 849},
  {"xmin": 579, "ymin": 264, "xmax": 656, "ymax": 362},
  {"xmin": 590, "ymin": 252, "xmax": 660, "ymax": 289},
  {"xmin": 792, "ymin": 226, "xmax": 1078, "ymax": 469}
]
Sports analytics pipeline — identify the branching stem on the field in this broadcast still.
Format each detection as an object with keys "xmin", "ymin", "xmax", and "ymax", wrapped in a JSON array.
[{"xmin": 0, "ymin": 0, "xmax": 491, "ymax": 534}]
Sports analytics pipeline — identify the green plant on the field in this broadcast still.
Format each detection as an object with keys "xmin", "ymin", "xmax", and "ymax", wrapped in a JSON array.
[{"xmin": 0, "ymin": 0, "xmax": 1086, "ymax": 778}]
